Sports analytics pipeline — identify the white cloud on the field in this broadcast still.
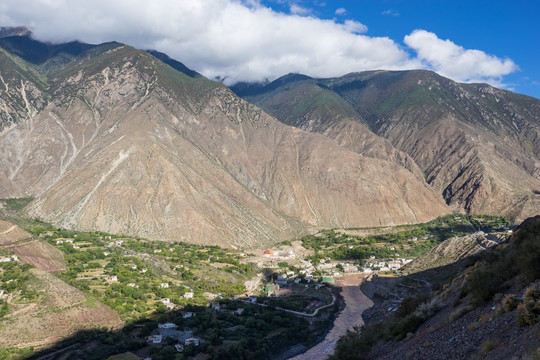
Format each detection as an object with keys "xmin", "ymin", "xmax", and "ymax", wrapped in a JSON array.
[
  {"xmin": 404, "ymin": 30, "xmax": 518, "ymax": 86},
  {"xmin": 290, "ymin": 4, "xmax": 311, "ymax": 16},
  {"xmin": 342, "ymin": 20, "xmax": 368, "ymax": 34},
  {"xmin": 0, "ymin": 1, "xmax": 518, "ymax": 88},
  {"xmin": 382, "ymin": 9, "xmax": 400, "ymax": 16},
  {"xmin": 335, "ymin": 7, "xmax": 346, "ymax": 15}
]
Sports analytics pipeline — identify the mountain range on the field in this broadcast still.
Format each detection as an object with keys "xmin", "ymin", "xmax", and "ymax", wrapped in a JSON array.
[
  {"xmin": 231, "ymin": 70, "xmax": 540, "ymax": 221},
  {"xmin": 0, "ymin": 30, "xmax": 538, "ymax": 248},
  {"xmin": 0, "ymin": 32, "xmax": 450, "ymax": 248}
]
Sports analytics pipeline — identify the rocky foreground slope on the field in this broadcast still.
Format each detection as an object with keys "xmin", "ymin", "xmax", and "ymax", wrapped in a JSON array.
[
  {"xmin": 0, "ymin": 34, "xmax": 449, "ymax": 248},
  {"xmin": 331, "ymin": 216, "xmax": 540, "ymax": 360}
]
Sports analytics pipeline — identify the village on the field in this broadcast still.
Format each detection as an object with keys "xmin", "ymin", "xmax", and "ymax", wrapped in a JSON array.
[{"xmin": 0, "ymin": 213, "xmax": 513, "ymax": 359}]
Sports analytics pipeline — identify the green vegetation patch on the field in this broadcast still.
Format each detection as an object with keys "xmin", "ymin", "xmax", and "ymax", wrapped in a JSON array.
[
  {"xmin": 302, "ymin": 214, "xmax": 511, "ymax": 264},
  {"xmin": 24, "ymin": 224, "xmax": 254, "ymax": 322},
  {"xmin": 0, "ymin": 197, "xmax": 34, "ymax": 212}
]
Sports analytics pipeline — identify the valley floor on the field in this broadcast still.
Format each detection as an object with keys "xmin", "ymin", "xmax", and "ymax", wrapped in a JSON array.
[{"xmin": 290, "ymin": 274, "xmax": 373, "ymax": 360}]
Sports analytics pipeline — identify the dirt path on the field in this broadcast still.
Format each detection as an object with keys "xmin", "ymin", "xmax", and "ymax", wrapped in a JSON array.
[{"xmin": 289, "ymin": 274, "xmax": 373, "ymax": 360}]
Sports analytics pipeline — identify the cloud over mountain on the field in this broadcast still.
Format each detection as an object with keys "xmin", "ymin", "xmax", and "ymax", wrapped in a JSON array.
[
  {"xmin": 0, "ymin": 0, "xmax": 517, "ymax": 86},
  {"xmin": 404, "ymin": 30, "xmax": 518, "ymax": 86}
]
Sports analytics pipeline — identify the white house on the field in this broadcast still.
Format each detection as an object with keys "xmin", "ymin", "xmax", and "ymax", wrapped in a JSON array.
[
  {"xmin": 158, "ymin": 322, "xmax": 178, "ymax": 329},
  {"xmin": 146, "ymin": 335, "xmax": 162, "ymax": 344},
  {"xmin": 182, "ymin": 311, "xmax": 194, "ymax": 318},
  {"xmin": 184, "ymin": 292, "xmax": 194, "ymax": 299},
  {"xmin": 159, "ymin": 283, "xmax": 169, "ymax": 288},
  {"xmin": 185, "ymin": 337, "xmax": 200, "ymax": 346}
]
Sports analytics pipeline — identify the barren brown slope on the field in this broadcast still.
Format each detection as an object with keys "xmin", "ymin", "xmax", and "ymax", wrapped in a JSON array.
[
  {"xmin": 0, "ymin": 43, "xmax": 450, "ymax": 248},
  {"xmin": 0, "ymin": 268, "xmax": 122, "ymax": 350},
  {"xmin": 233, "ymin": 71, "xmax": 540, "ymax": 221},
  {"xmin": 0, "ymin": 220, "xmax": 65, "ymax": 272},
  {"xmin": 331, "ymin": 71, "xmax": 540, "ymax": 220}
]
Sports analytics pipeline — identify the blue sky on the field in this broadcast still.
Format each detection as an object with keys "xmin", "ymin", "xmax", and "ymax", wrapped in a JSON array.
[
  {"xmin": 262, "ymin": 0, "xmax": 540, "ymax": 98},
  {"xmin": 1, "ymin": 0, "xmax": 538, "ymax": 98}
]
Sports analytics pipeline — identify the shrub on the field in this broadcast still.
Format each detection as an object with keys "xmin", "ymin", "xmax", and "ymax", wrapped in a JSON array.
[
  {"xmin": 502, "ymin": 294, "xmax": 520, "ymax": 312},
  {"xmin": 389, "ymin": 315, "xmax": 424, "ymax": 340},
  {"xmin": 414, "ymin": 297, "xmax": 442, "ymax": 318},
  {"xmin": 450, "ymin": 304, "xmax": 473, "ymax": 322},
  {"xmin": 468, "ymin": 322, "xmax": 480, "ymax": 331},
  {"xmin": 480, "ymin": 340, "xmax": 497, "ymax": 354},
  {"xmin": 516, "ymin": 301, "xmax": 540, "ymax": 326},
  {"xmin": 395, "ymin": 293, "xmax": 431, "ymax": 318},
  {"xmin": 524, "ymin": 283, "xmax": 540, "ymax": 302}
]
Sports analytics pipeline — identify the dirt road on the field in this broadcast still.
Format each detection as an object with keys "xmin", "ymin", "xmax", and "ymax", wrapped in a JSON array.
[{"xmin": 289, "ymin": 273, "xmax": 373, "ymax": 360}]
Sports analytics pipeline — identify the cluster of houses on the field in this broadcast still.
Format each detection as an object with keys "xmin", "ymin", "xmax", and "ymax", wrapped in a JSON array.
[
  {"xmin": 262, "ymin": 249, "xmax": 295, "ymax": 259},
  {"xmin": 363, "ymin": 257, "xmax": 412, "ymax": 272},
  {"xmin": 145, "ymin": 322, "xmax": 201, "ymax": 352},
  {"xmin": 0, "ymin": 254, "xmax": 18, "ymax": 262}
]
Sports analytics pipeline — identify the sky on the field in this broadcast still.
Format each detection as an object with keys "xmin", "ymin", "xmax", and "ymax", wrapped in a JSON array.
[{"xmin": 1, "ymin": 0, "xmax": 539, "ymax": 98}]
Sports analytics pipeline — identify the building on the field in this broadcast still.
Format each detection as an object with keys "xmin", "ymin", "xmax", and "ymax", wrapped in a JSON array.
[
  {"xmin": 158, "ymin": 322, "xmax": 178, "ymax": 329},
  {"xmin": 159, "ymin": 283, "xmax": 169, "ymax": 288},
  {"xmin": 185, "ymin": 337, "xmax": 200, "ymax": 346},
  {"xmin": 265, "ymin": 282, "xmax": 279, "ymax": 295},
  {"xmin": 0, "ymin": 255, "xmax": 18, "ymax": 262},
  {"xmin": 146, "ymin": 335, "xmax": 162, "ymax": 344},
  {"xmin": 263, "ymin": 249, "xmax": 274, "ymax": 257},
  {"xmin": 184, "ymin": 292, "xmax": 194, "ymax": 299},
  {"xmin": 235, "ymin": 308, "xmax": 245, "ymax": 315},
  {"xmin": 182, "ymin": 311, "xmax": 194, "ymax": 318}
]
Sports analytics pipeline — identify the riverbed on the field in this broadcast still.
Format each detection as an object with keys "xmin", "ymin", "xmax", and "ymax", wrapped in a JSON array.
[{"xmin": 289, "ymin": 273, "xmax": 374, "ymax": 360}]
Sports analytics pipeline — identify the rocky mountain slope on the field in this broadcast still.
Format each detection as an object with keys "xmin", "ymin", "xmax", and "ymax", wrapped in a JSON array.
[
  {"xmin": 0, "ymin": 33, "xmax": 450, "ymax": 248},
  {"xmin": 331, "ymin": 216, "xmax": 540, "ymax": 360},
  {"xmin": 232, "ymin": 71, "xmax": 540, "ymax": 221}
]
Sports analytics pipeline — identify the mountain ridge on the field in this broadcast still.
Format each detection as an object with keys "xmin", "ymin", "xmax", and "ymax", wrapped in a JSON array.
[
  {"xmin": 0, "ymin": 36, "xmax": 450, "ymax": 248},
  {"xmin": 231, "ymin": 70, "xmax": 540, "ymax": 221}
]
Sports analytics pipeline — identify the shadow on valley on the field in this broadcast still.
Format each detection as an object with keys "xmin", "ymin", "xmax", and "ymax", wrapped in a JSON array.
[
  {"xmin": 22, "ymin": 291, "xmax": 339, "ymax": 360},
  {"xmin": 330, "ymin": 216, "xmax": 540, "ymax": 360}
]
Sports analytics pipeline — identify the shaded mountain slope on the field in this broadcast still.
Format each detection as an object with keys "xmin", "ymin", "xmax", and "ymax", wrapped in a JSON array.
[
  {"xmin": 332, "ymin": 216, "xmax": 540, "ymax": 360},
  {"xmin": 232, "ymin": 71, "xmax": 540, "ymax": 221},
  {"xmin": 0, "ymin": 38, "xmax": 450, "ymax": 248}
]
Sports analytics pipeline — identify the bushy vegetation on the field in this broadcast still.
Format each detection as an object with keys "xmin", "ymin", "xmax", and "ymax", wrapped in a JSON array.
[
  {"xmin": 25, "ymin": 225, "xmax": 254, "ymax": 322},
  {"xmin": 0, "ymin": 258, "xmax": 36, "ymax": 315},
  {"xmin": 462, "ymin": 216, "xmax": 540, "ymax": 307},
  {"xmin": 302, "ymin": 214, "xmax": 510, "ymax": 263},
  {"xmin": 0, "ymin": 347, "xmax": 34, "ymax": 360},
  {"xmin": 0, "ymin": 197, "xmax": 33, "ymax": 212}
]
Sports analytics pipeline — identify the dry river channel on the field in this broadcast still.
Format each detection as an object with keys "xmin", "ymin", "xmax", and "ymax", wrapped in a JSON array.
[{"xmin": 289, "ymin": 274, "xmax": 374, "ymax": 360}]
